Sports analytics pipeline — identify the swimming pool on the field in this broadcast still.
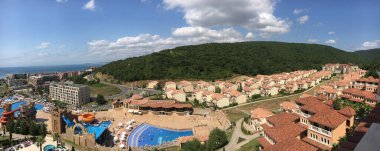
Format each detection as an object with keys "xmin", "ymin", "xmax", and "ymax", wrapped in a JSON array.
[
  {"xmin": 127, "ymin": 123, "xmax": 193, "ymax": 147},
  {"xmin": 0, "ymin": 101, "xmax": 43, "ymax": 115},
  {"xmin": 43, "ymin": 144, "xmax": 56, "ymax": 151}
]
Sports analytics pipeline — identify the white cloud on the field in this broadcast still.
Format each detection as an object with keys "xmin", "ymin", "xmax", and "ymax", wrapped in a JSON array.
[
  {"xmin": 357, "ymin": 40, "xmax": 380, "ymax": 50},
  {"xmin": 245, "ymin": 32, "xmax": 254, "ymax": 39},
  {"xmin": 328, "ymin": 31, "xmax": 335, "ymax": 35},
  {"xmin": 325, "ymin": 39, "xmax": 336, "ymax": 45},
  {"xmin": 297, "ymin": 15, "xmax": 309, "ymax": 24},
  {"xmin": 293, "ymin": 9, "xmax": 302, "ymax": 15},
  {"xmin": 163, "ymin": 0, "xmax": 291, "ymax": 36},
  {"xmin": 88, "ymin": 27, "xmax": 243, "ymax": 57},
  {"xmin": 83, "ymin": 0, "xmax": 95, "ymax": 11},
  {"xmin": 307, "ymin": 39, "xmax": 319, "ymax": 43},
  {"xmin": 293, "ymin": 8, "xmax": 309, "ymax": 15},
  {"xmin": 36, "ymin": 42, "xmax": 51, "ymax": 49},
  {"xmin": 56, "ymin": 0, "xmax": 68, "ymax": 3}
]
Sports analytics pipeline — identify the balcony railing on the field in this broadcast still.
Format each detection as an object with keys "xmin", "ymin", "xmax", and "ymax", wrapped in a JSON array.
[
  {"xmin": 301, "ymin": 112, "xmax": 311, "ymax": 118},
  {"xmin": 309, "ymin": 125, "xmax": 332, "ymax": 137}
]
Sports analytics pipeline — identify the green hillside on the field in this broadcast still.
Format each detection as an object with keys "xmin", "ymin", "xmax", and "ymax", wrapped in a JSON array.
[
  {"xmin": 96, "ymin": 41, "xmax": 372, "ymax": 82},
  {"xmin": 354, "ymin": 48, "xmax": 380, "ymax": 77}
]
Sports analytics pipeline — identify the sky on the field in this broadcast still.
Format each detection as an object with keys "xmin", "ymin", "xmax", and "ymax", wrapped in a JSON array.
[{"xmin": 0, "ymin": 0, "xmax": 379, "ymax": 67}]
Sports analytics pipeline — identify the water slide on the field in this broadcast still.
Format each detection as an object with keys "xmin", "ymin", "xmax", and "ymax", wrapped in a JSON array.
[
  {"xmin": 80, "ymin": 113, "xmax": 95, "ymax": 123},
  {"xmin": 62, "ymin": 114, "xmax": 75, "ymax": 128}
]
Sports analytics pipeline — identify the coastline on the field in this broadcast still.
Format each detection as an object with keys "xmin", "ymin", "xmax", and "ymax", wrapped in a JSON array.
[{"xmin": 0, "ymin": 63, "xmax": 103, "ymax": 78}]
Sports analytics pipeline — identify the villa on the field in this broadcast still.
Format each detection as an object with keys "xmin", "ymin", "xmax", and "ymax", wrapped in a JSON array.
[
  {"xmin": 255, "ymin": 96, "xmax": 356, "ymax": 150},
  {"xmin": 177, "ymin": 80, "xmax": 194, "ymax": 93},
  {"xmin": 249, "ymin": 108, "xmax": 274, "ymax": 131},
  {"xmin": 211, "ymin": 93, "xmax": 230, "ymax": 108},
  {"xmin": 164, "ymin": 81, "xmax": 176, "ymax": 90},
  {"xmin": 147, "ymin": 81, "xmax": 159, "ymax": 89}
]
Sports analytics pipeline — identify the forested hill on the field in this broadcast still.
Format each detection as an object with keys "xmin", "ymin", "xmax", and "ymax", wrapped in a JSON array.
[
  {"xmin": 354, "ymin": 48, "xmax": 380, "ymax": 77},
  {"xmin": 96, "ymin": 41, "xmax": 372, "ymax": 82}
]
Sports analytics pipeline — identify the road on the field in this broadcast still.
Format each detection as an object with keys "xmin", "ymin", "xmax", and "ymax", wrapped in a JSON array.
[
  {"xmin": 219, "ymin": 118, "xmax": 260, "ymax": 151},
  {"xmin": 102, "ymin": 82, "xmax": 130, "ymax": 99}
]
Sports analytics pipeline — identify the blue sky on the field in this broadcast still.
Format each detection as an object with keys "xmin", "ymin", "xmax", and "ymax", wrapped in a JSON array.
[{"xmin": 0, "ymin": 0, "xmax": 379, "ymax": 67}]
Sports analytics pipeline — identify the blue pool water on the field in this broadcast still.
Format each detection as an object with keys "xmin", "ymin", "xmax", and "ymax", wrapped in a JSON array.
[
  {"xmin": 43, "ymin": 144, "xmax": 56, "ymax": 151},
  {"xmin": 0, "ymin": 101, "xmax": 43, "ymax": 115},
  {"xmin": 128, "ymin": 123, "xmax": 193, "ymax": 147}
]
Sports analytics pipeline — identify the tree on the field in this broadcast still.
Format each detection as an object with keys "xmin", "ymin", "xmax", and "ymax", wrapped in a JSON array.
[
  {"xmin": 96, "ymin": 94, "xmax": 106, "ymax": 105},
  {"xmin": 6, "ymin": 117, "xmax": 15, "ymax": 144},
  {"xmin": 207, "ymin": 128, "xmax": 228, "ymax": 150},
  {"xmin": 53, "ymin": 133, "xmax": 60, "ymax": 147},
  {"xmin": 181, "ymin": 139, "xmax": 205, "ymax": 151},
  {"xmin": 36, "ymin": 136, "xmax": 45, "ymax": 151},
  {"xmin": 215, "ymin": 87, "xmax": 221, "ymax": 93}
]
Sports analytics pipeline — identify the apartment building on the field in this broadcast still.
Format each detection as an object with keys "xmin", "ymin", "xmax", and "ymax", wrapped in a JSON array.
[{"xmin": 49, "ymin": 83, "xmax": 90, "ymax": 106}]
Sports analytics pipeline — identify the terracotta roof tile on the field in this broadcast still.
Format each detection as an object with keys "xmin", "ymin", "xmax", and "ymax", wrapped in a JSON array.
[
  {"xmin": 264, "ymin": 123, "xmax": 306, "ymax": 142},
  {"xmin": 262, "ymin": 138, "xmax": 318, "ymax": 151},
  {"xmin": 267, "ymin": 113, "xmax": 299, "ymax": 126},
  {"xmin": 251, "ymin": 108, "xmax": 274, "ymax": 119},
  {"xmin": 308, "ymin": 109, "xmax": 347, "ymax": 128},
  {"xmin": 338, "ymin": 106, "xmax": 356, "ymax": 117}
]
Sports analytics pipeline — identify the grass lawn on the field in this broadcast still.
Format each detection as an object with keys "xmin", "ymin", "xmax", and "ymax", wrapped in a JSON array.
[
  {"xmin": 226, "ymin": 128, "xmax": 234, "ymax": 141},
  {"xmin": 237, "ymin": 139, "xmax": 259, "ymax": 151},
  {"xmin": 237, "ymin": 137, "xmax": 246, "ymax": 144},
  {"xmin": 89, "ymin": 83, "xmax": 121, "ymax": 97},
  {"xmin": 225, "ymin": 109, "xmax": 247, "ymax": 122}
]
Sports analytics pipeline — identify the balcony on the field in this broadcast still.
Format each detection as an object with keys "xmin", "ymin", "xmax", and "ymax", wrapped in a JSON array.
[
  {"xmin": 301, "ymin": 112, "xmax": 311, "ymax": 118},
  {"xmin": 309, "ymin": 125, "xmax": 332, "ymax": 137}
]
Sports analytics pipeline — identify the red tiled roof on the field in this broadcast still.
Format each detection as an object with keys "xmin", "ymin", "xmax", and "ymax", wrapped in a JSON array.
[
  {"xmin": 264, "ymin": 123, "xmax": 306, "ymax": 142},
  {"xmin": 257, "ymin": 137, "xmax": 272, "ymax": 149},
  {"xmin": 338, "ymin": 106, "xmax": 356, "ymax": 117},
  {"xmin": 308, "ymin": 109, "xmax": 348, "ymax": 128},
  {"xmin": 356, "ymin": 76, "xmax": 378, "ymax": 83},
  {"xmin": 251, "ymin": 108, "xmax": 274, "ymax": 119},
  {"xmin": 280, "ymin": 101, "xmax": 297, "ymax": 111},
  {"xmin": 212, "ymin": 93, "xmax": 227, "ymax": 100},
  {"xmin": 129, "ymin": 99, "xmax": 192, "ymax": 109},
  {"xmin": 267, "ymin": 113, "xmax": 299, "ymax": 126},
  {"xmin": 262, "ymin": 138, "xmax": 318, "ymax": 151}
]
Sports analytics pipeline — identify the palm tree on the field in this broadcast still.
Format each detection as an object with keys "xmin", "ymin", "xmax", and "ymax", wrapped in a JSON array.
[
  {"xmin": 36, "ymin": 136, "xmax": 45, "ymax": 151},
  {"xmin": 53, "ymin": 133, "xmax": 60, "ymax": 147}
]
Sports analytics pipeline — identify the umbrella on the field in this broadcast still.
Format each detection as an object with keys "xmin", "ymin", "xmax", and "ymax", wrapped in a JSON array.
[{"xmin": 120, "ymin": 137, "xmax": 126, "ymax": 141}]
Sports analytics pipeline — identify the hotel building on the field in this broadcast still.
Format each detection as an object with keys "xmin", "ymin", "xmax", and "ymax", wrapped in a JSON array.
[{"xmin": 49, "ymin": 83, "xmax": 90, "ymax": 106}]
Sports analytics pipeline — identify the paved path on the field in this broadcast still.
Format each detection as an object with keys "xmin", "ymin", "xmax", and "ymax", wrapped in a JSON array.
[{"xmin": 220, "ymin": 118, "xmax": 260, "ymax": 151}]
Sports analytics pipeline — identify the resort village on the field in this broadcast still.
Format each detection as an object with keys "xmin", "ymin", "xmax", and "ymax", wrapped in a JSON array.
[{"xmin": 0, "ymin": 63, "xmax": 379, "ymax": 151}]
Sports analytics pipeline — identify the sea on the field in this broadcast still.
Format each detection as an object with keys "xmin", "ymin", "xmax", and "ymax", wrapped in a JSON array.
[{"xmin": 0, "ymin": 64, "xmax": 104, "ymax": 78}]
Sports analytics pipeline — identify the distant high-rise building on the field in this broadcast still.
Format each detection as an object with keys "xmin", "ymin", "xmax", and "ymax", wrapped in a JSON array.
[{"xmin": 49, "ymin": 83, "xmax": 90, "ymax": 106}]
